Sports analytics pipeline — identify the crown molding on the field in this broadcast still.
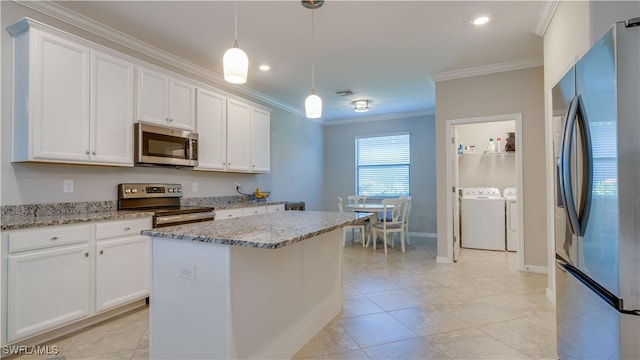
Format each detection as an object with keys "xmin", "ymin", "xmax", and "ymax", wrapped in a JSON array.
[
  {"xmin": 12, "ymin": 0, "xmax": 303, "ymax": 116},
  {"xmin": 323, "ymin": 109, "xmax": 435, "ymax": 126},
  {"xmin": 533, "ymin": 0, "xmax": 560, "ymax": 37},
  {"xmin": 429, "ymin": 57, "xmax": 543, "ymax": 83}
]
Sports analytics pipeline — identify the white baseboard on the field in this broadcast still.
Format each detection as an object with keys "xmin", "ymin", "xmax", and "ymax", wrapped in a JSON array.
[
  {"xmin": 436, "ymin": 256, "xmax": 452, "ymax": 264},
  {"xmin": 546, "ymin": 287, "xmax": 556, "ymax": 305},
  {"xmin": 523, "ymin": 265, "xmax": 548, "ymax": 273}
]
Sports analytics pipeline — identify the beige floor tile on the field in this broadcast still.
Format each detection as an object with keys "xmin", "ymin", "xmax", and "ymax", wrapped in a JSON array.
[
  {"xmin": 130, "ymin": 347, "xmax": 149, "ymax": 360},
  {"xmin": 404, "ymin": 284, "xmax": 469, "ymax": 305},
  {"xmin": 343, "ymin": 293, "xmax": 385, "ymax": 317},
  {"xmin": 363, "ymin": 288, "xmax": 422, "ymax": 311},
  {"xmin": 429, "ymin": 327, "xmax": 531, "ymax": 359},
  {"xmin": 363, "ymin": 337, "xmax": 449, "ymax": 359},
  {"xmin": 340, "ymin": 312, "xmax": 418, "ymax": 348},
  {"xmin": 346, "ymin": 277, "xmax": 401, "ymax": 294},
  {"xmin": 478, "ymin": 318, "xmax": 558, "ymax": 359},
  {"xmin": 441, "ymin": 301, "xmax": 522, "ymax": 327},
  {"xmin": 301, "ymin": 348, "xmax": 371, "ymax": 360},
  {"xmin": 293, "ymin": 317, "xmax": 359, "ymax": 359},
  {"xmin": 73, "ymin": 350, "xmax": 136, "ymax": 360},
  {"xmin": 389, "ymin": 305, "xmax": 472, "ymax": 336}
]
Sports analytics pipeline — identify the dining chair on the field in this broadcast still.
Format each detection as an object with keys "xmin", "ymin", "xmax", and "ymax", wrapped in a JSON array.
[
  {"xmin": 337, "ymin": 196, "xmax": 365, "ymax": 247},
  {"xmin": 347, "ymin": 195, "xmax": 367, "ymax": 206},
  {"xmin": 403, "ymin": 196, "xmax": 412, "ymax": 245},
  {"xmin": 370, "ymin": 198, "xmax": 409, "ymax": 254}
]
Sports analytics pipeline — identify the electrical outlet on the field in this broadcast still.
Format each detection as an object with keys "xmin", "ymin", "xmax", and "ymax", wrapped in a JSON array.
[
  {"xmin": 63, "ymin": 180, "xmax": 74, "ymax": 193},
  {"xmin": 179, "ymin": 266, "xmax": 196, "ymax": 281},
  {"xmin": 192, "ymin": 182, "xmax": 198, "ymax": 192}
]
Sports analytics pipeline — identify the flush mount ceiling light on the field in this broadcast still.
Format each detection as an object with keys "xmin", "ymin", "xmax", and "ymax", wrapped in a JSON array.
[
  {"xmin": 473, "ymin": 16, "xmax": 490, "ymax": 25},
  {"xmin": 304, "ymin": 0, "xmax": 324, "ymax": 119},
  {"xmin": 223, "ymin": 1, "xmax": 248, "ymax": 84},
  {"xmin": 353, "ymin": 100, "xmax": 370, "ymax": 112},
  {"xmin": 259, "ymin": 64, "xmax": 270, "ymax": 71}
]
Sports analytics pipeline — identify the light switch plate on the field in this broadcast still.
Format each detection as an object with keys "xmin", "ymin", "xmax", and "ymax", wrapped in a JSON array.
[{"xmin": 63, "ymin": 180, "xmax": 74, "ymax": 193}]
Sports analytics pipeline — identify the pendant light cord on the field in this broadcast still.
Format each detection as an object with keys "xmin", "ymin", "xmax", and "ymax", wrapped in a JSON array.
[
  {"xmin": 311, "ymin": 8, "xmax": 315, "ymax": 92},
  {"xmin": 234, "ymin": 1, "xmax": 239, "ymax": 46}
]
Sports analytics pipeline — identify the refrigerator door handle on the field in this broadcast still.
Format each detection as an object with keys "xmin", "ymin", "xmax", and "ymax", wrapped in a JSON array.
[
  {"xmin": 574, "ymin": 95, "xmax": 593, "ymax": 235},
  {"xmin": 560, "ymin": 96, "xmax": 581, "ymax": 235}
]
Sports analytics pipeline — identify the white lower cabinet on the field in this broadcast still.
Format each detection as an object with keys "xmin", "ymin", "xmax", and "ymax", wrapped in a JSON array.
[
  {"xmin": 267, "ymin": 204, "xmax": 285, "ymax": 213},
  {"xmin": 215, "ymin": 205, "xmax": 281, "ymax": 220},
  {"xmin": 243, "ymin": 207, "xmax": 267, "ymax": 216},
  {"xmin": 3, "ymin": 218, "xmax": 151, "ymax": 344},
  {"xmin": 215, "ymin": 207, "xmax": 245, "ymax": 220},
  {"xmin": 7, "ymin": 243, "xmax": 90, "ymax": 342},
  {"xmin": 96, "ymin": 235, "xmax": 149, "ymax": 312}
]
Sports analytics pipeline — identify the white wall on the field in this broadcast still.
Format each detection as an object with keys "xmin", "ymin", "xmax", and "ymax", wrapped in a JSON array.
[
  {"xmin": 0, "ymin": 2, "xmax": 324, "ymax": 209},
  {"xmin": 323, "ymin": 115, "xmax": 437, "ymax": 235},
  {"xmin": 435, "ymin": 67, "xmax": 546, "ymax": 267}
]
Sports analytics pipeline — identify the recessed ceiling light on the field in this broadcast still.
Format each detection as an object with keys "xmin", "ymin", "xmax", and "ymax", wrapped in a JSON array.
[
  {"xmin": 259, "ymin": 64, "xmax": 270, "ymax": 71},
  {"xmin": 473, "ymin": 16, "xmax": 490, "ymax": 26}
]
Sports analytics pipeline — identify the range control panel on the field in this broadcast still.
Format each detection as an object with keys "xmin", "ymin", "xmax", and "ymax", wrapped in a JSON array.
[{"xmin": 118, "ymin": 183, "xmax": 183, "ymax": 199}]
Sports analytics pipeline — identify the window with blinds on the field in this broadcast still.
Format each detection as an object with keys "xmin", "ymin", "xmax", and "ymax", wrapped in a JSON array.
[
  {"xmin": 355, "ymin": 134, "xmax": 410, "ymax": 198},
  {"xmin": 590, "ymin": 121, "xmax": 617, "ymax": 197}
]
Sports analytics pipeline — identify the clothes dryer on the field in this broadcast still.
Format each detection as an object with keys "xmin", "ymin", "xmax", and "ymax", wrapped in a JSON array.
[
  {"xmin": 503, "ymin": 188, "xmax": 518, "ymax": 251},
  {"xmin": 460, "ymin": 187, "xmax": 505, "ymax": 251}
]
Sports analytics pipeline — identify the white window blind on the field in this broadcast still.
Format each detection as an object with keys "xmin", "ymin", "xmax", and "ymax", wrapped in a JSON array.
[
  {"xmin": 355, "ymin": 134, "xmax": 410, "ymax": 197},
  {"xmin": 590, "ymin": 121, "xmax": 617, "ymax": 197}
]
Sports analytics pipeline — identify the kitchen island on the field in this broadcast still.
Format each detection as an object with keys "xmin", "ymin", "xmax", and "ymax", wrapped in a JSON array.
[{"xmin": 141, "ymin": 211, "xmax": 371, "ymax": 359}]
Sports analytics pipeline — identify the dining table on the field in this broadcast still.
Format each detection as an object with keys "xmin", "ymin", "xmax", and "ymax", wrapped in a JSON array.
[{"xmin": 345, "ymin": 203, "xmax": 387, "ymax": 213}]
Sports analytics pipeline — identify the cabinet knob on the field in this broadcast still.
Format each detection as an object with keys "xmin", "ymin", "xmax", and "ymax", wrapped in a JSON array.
[
  {"xmin": 124, "ymin": 227, "xmax": 131, "ymax": 231},
  {"xmin": 85, "ymin": 150, "xmax": 90, "ymax": 155},
  {"xmin": 84, "ymin": 252, "xmax": 89, "ymax": 257},
  {"xmin": 92, "ymin": 151, "xmax": 96, "ymax": 155},
  {"xmin": 253, "ymin": 165, "xmax": 256, "ymax": 168},
  {"xmin": 99, "ymin": 250, "xmax": 104, "ymax": 255},
  {"xmin": 51, "ymin": 236, "xmax": 59, "ymax": 240}
]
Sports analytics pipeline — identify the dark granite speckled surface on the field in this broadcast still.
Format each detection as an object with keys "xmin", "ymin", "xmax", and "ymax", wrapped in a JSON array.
[{"xmin": 142, "ymin": 211, "xmax": 373, "ymax": 249}]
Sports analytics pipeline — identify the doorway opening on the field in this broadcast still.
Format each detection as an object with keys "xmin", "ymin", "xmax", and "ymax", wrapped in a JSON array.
[{"xmin": 445, "ymin": 114, "xmax": 524, "ymax": 270}]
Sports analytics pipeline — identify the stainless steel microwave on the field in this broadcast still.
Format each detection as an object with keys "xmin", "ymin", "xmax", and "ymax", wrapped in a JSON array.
[{"xmin": 134, "ymin": 122, "xmax": 198, "ymax": 167}]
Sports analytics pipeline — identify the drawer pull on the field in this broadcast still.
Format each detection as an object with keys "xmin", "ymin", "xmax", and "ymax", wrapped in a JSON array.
[
  {"xmin": 99, "ymin": 250, "xmax": 104, "ymax": 255},
  {"xmin": 51, "ymin": 236, "xmax": 59, "ymax": 240},
  {"xmin": 85, "ymin": 252, "xmax": 89, "ymax": 258},
  {"xmin": 124, "ymin": 227, "xmax": 131, "ymax": 231}
]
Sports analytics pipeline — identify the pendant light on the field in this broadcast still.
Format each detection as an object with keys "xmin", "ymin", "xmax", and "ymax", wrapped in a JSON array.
[
  {"xmin": 304, "ymin": 0, "xmax": 323, "ymax": 119},
  {"xmin": 223, "ymin": 2, "xmax": 248, "ymax": 84}
]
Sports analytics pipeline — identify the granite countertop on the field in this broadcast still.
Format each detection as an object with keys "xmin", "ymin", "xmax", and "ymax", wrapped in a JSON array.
[
  {"xmin": 0, "ymin": 200, "xmax": 285, "ymax": 231},
  {"xmin": 142, "ymin": 211, "xmax": 373, "ymax": 249},
  {"xmin": 1, "ymin": 210, "xmax": 155, "ymax": 231}
]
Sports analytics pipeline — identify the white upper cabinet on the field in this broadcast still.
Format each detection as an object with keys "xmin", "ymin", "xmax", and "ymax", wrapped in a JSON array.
[
  {"xmin": 251, "ymin": 107, "xmax": 271, "ymax": 173},
  {"xmin": 195, "ymin": 88, "xmax": 227, "ymax": 170},
  {"xmin": 8, "ymin": 18, "xmax": 134, "ymax": 166},
  {"xmin": 137, "ymin": 66, "xmax": 195, "ymax": 130},
  {"xmin": 91, "ymin": 50, "xmax": 135, "ymax": 165},
  {"xmin": 226, "ymin": 99, "xmax": 252, "ymax": 172}
]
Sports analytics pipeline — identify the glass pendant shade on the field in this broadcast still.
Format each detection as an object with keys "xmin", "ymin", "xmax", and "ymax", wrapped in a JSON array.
[
  {"xmin": 305, "ymin": 92, "xmax": 322, "ymax": 118},
  {"xmin": 223, "ymin": 42, "xmax": 248, "ymax": 84}
]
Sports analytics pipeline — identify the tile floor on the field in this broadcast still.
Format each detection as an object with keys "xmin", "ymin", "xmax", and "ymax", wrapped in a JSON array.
[{"xmin": 15, "ymin": 236, "xmax": 557, "ymax": 360}]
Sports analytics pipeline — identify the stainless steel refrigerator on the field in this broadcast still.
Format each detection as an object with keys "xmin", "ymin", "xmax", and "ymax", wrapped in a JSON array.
[{"xmin": 552, "ymin": 18, "xmax": 640, "ymax": 360}]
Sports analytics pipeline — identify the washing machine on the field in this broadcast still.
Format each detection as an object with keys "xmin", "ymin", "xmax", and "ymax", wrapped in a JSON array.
[
  {"xmin": 461, "ymin": 187, "xmax": 505, "ymax": 251},
  {"xmin": 503, "ymin": 188, "xmax": 518, "ymax": 252}
]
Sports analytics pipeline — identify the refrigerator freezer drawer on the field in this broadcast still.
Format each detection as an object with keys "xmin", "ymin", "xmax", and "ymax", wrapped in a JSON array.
[{"xmin": 556, "ymin": 261, "xmax": 640, "ymax": 360}]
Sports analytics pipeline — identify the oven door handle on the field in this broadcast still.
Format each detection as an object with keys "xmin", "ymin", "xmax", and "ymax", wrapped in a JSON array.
[{"xmin": 154, "ymin": 211, "xmax": 215, "ymax": 227}]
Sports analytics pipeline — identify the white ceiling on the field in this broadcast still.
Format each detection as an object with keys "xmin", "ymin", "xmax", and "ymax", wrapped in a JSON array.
[{"xmin": 52, "ymin": 1, "xmax": 545, "ymax": 122}]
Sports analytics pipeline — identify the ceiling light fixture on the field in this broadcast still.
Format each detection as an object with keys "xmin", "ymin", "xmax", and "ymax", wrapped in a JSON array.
[
  {"xmin": 473, "ymin": 16, "xmax": 490, "ymax": 26},
  {"xmin": 353, "ymin": 100, "xmax": 370, "ymax": 112},
  {"xmin": 223, "ymin": 1, "xmax": 248, "ymax": 84},
  {"xmin": 303, "ymin": 0, "xmax": 323, "ymax": 119}
]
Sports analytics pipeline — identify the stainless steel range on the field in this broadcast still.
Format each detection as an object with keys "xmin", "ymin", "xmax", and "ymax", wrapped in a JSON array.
[{"xmin": 118, "ymin": 183, "xmax": 215, "ymax": 227}]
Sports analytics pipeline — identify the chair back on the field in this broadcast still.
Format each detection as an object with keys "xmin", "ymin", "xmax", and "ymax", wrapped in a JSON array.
[
  {"xmin": 347, "ymin": 195, "xmax": 367, "ymax": 206},
  {"xmin": 381, "ymin": 198, "xmax": 407, "ymax": 226},
  {"xmin": 337, "ymin": 196, "xmax": 344, "ymax": 212}
]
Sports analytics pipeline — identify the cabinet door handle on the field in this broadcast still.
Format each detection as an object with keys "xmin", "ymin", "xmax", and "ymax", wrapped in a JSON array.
[
  {"xmin": 85, "ymin": 252, "xmax": 89, "ymax": 257},
  {"xmin": 51, "ymin": 236, "xmax": 59, "ymax": 240},
  {"xmin": 124, "ymin": 227, "xmax": 131, "ymax": 231},
  {"xmin": 99, "ymin": 250, "xmax": 104, "ymax": 255},
  {"xmin": 92, "ymin": 151, "xmax": 96, "ymax": 155},
  {"xmin": 85, "ymin": 150, "xmax": 90, "ymax": 155}
]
